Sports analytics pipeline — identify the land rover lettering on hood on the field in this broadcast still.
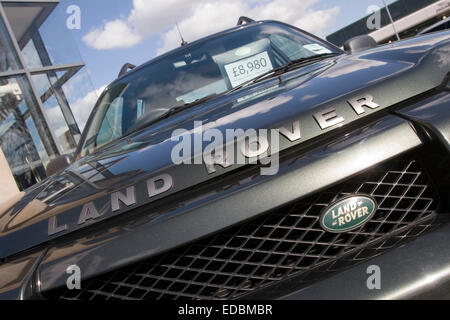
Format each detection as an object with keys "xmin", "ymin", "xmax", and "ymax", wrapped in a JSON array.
[{"xmin": 0, "ymin": 18, "xmax": 450, "ymax": 301}]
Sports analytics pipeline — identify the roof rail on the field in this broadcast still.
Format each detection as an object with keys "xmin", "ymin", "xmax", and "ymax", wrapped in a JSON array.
[
  {"xmin": 118, "ymin": 63, "xmax": 136, "ymax": 77},
  {"xmin": 237, "ymin": 16, "xmax": 255, "ymax": 26}
]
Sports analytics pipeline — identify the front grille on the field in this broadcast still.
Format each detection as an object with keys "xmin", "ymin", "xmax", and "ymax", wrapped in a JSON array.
[{"xmin": 49, "ymin": 151, "xmax": 440, "ymax": 300}]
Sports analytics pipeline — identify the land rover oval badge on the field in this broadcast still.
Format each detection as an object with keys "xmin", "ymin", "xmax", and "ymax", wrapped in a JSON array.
[{"xmin": 320, "ymin": 196, "xmax": 377, "ymax": 233}]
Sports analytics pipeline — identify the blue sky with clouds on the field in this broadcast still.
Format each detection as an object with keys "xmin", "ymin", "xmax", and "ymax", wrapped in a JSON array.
[{"xmin": 59, "ymin": 0, "xmax": 397, "ymax": 90}]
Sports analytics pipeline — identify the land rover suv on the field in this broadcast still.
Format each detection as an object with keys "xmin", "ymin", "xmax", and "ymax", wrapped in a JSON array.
[{"xmin": 1, "ymin": 18, "xmax": 450, "ymax": 300}]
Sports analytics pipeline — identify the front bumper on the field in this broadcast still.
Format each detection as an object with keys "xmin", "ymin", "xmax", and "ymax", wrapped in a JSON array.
[{"xmin": 281, "ymin": 219, "xmax": 450, "ymax": 300}]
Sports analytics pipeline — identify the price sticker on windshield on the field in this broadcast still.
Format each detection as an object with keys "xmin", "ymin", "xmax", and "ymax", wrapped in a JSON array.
[
  {"xmin": 224, "ymin": 51, "xmax": 273, "ymax": 88},
  {"xmin": 303, "ymin": 43, "xmax": 332, "ymax": 55}
]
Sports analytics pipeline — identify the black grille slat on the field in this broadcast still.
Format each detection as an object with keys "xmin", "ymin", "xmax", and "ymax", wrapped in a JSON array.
[{"xmin": 49, "ymin": 153, "xmax": 440, "ymax": 300}]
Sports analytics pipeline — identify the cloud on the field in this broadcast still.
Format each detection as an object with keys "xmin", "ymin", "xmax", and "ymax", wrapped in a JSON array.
[
  {"xmin": 157, "ymin": 0, "xmax": 339, "ymax": 54},
  {"xmin": 156, "ymin": 1, "xmax": 246, "ymax": 55},
  {"xmin": 83, "ymin": 0, "xmax": 340, "ymax": 52},
  {"xmin": 128, "ymin": 0, "xmax": 204, "ymax": 37},
  {"xmin": 83, "ymin": 19, "xmax": 142, "ymax": 50},
  {"xmin": 45, "ymin": 105, "xmax": 72, "ymax": 140}
]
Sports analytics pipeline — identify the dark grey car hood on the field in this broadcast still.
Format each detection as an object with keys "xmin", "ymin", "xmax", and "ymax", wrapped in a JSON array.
[{"xmin": 1, "ymin": 31, "xmax": 449, "ymax": 259}]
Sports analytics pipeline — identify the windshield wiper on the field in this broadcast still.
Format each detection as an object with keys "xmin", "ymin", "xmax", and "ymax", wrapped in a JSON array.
[
  {"xmin": 281, "ymin": 52, "xmax": 340, "ymax": 70},
  {"xmin": 153, "ymin": 93, "xmax": 223, "ymax": 122}
]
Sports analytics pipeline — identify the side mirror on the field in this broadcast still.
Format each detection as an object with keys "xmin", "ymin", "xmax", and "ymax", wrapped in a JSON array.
[
  {"xmin": 343, "ymin": 35, "xmax": 377, "ymax": 53},
  {"xmin": 46, "ymin": 154, "xmax": 74, "ymax": 177}
]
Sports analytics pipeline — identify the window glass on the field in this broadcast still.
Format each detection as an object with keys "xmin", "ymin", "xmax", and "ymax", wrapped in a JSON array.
[
  {"xmin": 96, "ymin": 97, "xmax": 123, "ymax": 146},
  {"xmin": 25, "ymin": 116, "xmax": 49, "ymax": 164},
  {"xmin": 21, "ymin": 40, "xmax": 43, "ymax": 68},
  {"xmin": 270, "ymin": 34, "xmax": 317, "ymax": 60},
  {"xmin": 61, "ymin": 69, "xmax": 98, "ymax": 132},
  {"xmin": 42, "ymin": 95, "xmax": 74, "ymax": 152},
  {"xmin": 31, "ymin": 73, "xmax": 76, "ymax": 153},
  {"xmin": 36, "ymin": 5, "xmax": 84, "ymax": 66},
  {"xmin": 16, "ymin": 5, "xmax": 83, "ymax": 68},
  {"xmin": 0, "ymin": 75, "xmax": 47, "ymax": 190},
  {"xmin": 0, "ymin": 16, "xmax": 22, "ymax": 71}
]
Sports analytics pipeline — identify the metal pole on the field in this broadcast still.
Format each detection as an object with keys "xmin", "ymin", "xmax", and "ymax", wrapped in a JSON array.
[{"xmin": 382, "ymin": 0, "xmax": 400, "ymax": 41}]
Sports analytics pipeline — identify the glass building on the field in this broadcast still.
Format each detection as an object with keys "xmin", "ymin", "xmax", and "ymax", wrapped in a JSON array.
[
  {"xmin": 0, "ymin": 0, "xmax": 96, "ymax": 197},
  {"xmin": 327, "ymin": 0, "xmax": 450, "ymax": 47}
]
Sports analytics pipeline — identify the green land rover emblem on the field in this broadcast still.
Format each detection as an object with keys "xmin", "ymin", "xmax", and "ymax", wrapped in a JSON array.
[{"xmin": 320, "ymin": 196, "xmax": 377, "ymax": 233}]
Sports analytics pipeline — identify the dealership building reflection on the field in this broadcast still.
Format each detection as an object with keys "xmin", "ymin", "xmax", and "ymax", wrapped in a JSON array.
[{"xmin": 0, "ymin": 0, "xmax": 95, "ymax": 202}]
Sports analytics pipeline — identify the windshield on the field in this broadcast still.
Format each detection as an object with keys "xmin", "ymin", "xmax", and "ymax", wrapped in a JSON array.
[{"xmin": 79, "ymin": 22, "xmax": 340, "ymax": 156}]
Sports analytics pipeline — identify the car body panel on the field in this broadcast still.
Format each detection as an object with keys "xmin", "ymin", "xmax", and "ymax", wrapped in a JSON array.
[
  {"xmin": 36, "ymin": 116, "xmax": 422, "ymax": 293},
  {"xmin": 280, "ymin": 220, "xmax": 450, "ymax": 300},
  {"xmin": 397, "ymin": 92, "xmax": 450, "ymax": 151},
  {"xmin": 1, "ymin": 31, "xmax": 449, "ymax": 260}
]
